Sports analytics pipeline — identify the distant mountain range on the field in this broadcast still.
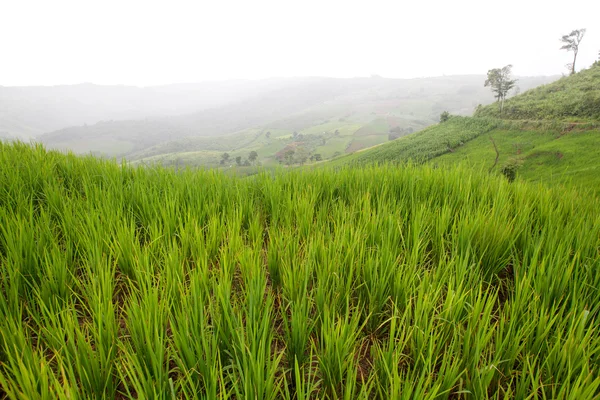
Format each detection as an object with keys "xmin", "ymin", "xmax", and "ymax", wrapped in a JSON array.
[{"xmin": 1, "ymin": 75, "xmax": 558, "ymax": 164}]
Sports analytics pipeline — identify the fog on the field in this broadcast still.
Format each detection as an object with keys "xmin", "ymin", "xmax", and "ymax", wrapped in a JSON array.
[
  {"xmin": 1, "ymin": 0, "xmax": 597, "ymax": 167},
  {"xmin": 1, "ymin": 0, "xmax": 599, "ymax": 86}
]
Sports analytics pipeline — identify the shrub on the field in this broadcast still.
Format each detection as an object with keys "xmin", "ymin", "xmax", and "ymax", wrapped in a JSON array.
[
  {"xmin": 440, "ymin": 111, "xmax": 451, "ymax": 123},
  {"xmin": 500, "ymin": 158, "xmax": 522, "ymax": 182}
]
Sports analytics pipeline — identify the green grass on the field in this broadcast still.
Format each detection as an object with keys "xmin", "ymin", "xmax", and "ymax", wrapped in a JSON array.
[
  {"xmin": 1, "ymin": 141, "xmax": 600, "ymax": 399},
  {"xmin": 475, "ymin": 63, "xmax": 600, "ymax": 120},
  {"xmin": 432, "ymin": 124, "xmax": 600, "ymax": 195}
]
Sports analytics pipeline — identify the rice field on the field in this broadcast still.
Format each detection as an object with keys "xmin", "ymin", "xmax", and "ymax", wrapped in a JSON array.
[{"xmin": 1, "ymin": 141, "xmax": 599, "ymax": 399}]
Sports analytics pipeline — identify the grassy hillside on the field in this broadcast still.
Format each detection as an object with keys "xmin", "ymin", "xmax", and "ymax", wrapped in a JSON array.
[
  {"xmin": 330, "ymin": 65, "xmax": 600, "ymax": 193},
  {"xmin": 333, "ymin": 117, "xmax": 600, "ymax": 193},
  {"xmin": 1, "ymin": 142, "xmax": 600, "ymax": 399},
  {"xmin": 433, "ymin": 121, "xmax": 600, "ymax": 193},
  {"xmin": 475, "ymin": 63, "xmax": 600, "ymax": 120}
]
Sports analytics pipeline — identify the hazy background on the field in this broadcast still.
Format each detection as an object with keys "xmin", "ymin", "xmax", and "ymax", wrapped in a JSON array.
[
  {"xmin": 0, "ymin": 0, "xmax": 597, "ymax": 168},
  {"xmin": 1, "ymin": 0, "xmax": 598, "ymax": 86}
]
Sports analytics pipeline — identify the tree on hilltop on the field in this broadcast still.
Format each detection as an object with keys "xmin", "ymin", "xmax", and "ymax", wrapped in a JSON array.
[
  {"xmin": 440, "ymin": 111, "xmax": 450, "ymax": 123},
  {"xmin": 560, "ymin": 29, "xmax": 586, "ymax": 75},
  {"xmin": 485, "ymin": 65, "xmax": 517, "ymax": 115}
]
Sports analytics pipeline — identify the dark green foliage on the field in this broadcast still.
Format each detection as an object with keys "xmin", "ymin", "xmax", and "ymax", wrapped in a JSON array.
[
  {"xmin": 221, "ymin": 152, "xmax": 230, "ymax": 162},
  {"xmin": 440, "ymin": 111, "xmax": 450, "ymax": 123},
  {"xmin": 284, "ymin": 150, "xmax": 295, "ymax": 165},
  {"xmin": 500, "ymin": 159, "xmax": 521, "ymax": 182},
  {"xmin": 249, "ymin": 151, "xmax": 258, "ymax": 163}
]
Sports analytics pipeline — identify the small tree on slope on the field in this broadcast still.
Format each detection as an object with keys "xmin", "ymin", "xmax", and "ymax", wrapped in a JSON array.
[{"xmin": 485, "ymin": 65, "xmax": 517, "ymax": 115}]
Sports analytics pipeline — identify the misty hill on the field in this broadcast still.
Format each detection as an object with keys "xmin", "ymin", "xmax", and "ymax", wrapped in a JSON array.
[
  {"xmin": 0, "ymin": 79, "xmax": 301, "ymax": 140},
  {"xmin": 36, "ymin": 75, "xmax": 556, "ymax": 163},
  {"xmin": 331, "ymin": 64, "xmax": 600, "ymax": 193}
]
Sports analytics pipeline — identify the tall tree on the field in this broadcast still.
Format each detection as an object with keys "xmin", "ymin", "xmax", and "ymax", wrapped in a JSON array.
[
  {"xmin": 485, "ymin": 65, "xmax": 517, "ymax": 115},
  {"xmin": 560, "ymin": 29, "xmax": 586, "ymax": 75}
]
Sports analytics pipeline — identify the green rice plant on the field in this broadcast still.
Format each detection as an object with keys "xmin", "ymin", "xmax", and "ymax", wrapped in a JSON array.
[
  {"xmin": 316, "ymin": 306, "xmax": 366, "ymax": 397},
  {"xmin": 282, "ymin": 357, "xmax": 320, "ymax": 400},
  {"xmin": 282, "ymin": 291, "xmax": 315, "ymax": 380},
  {"xmin": 1, "ymin": 142, "xmax": 599, "ymax": 399},
  {"xmin": 119, "ymin": 281, "xmax": 171, "ymax": 399},
  {"xmin": 171, "ymin": 267, "xmax": 221, "ymax": 399},
  {"xmin": 356, "ymin": 251, "xmax": 396, "ymax": 333},
  {"xmin": 228, "ymin": 247, "xmax": 283, "ymax": 400},
  {"xmin": 371, "ymin": 308, "xmax": 412, "ymax": 396},
  {"xmin": 0, "ymin": 308, "xmax": 75, "ymax": 399}
]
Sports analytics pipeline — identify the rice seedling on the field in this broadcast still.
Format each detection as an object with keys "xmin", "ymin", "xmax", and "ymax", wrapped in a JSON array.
[{"xmin": 0, "ymin": 141, "xmax": 599, "ymax": 399}]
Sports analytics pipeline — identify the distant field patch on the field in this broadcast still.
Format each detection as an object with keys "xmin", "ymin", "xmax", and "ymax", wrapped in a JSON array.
[
  {"xmin": 353, "ymin": 118, "xmax": 389, "ymax": 136},
  {"xmin": 346, "ymin": 135, "xmax": 387, "ymax": 153},
  {"xmin": 315, "ymin": 136, "xmax": 354, "ymax": 158}
]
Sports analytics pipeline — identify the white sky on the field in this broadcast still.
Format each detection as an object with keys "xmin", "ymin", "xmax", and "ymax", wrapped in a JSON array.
[{"xmin": 1, "ymin": 0, "xmax": 599, "ymax": 86}]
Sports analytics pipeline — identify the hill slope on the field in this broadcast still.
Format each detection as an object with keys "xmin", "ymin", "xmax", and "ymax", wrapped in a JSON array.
[
  {"xmin": 474, "ymin": 64, "xmax": 600, "ymax": 120},
  {"xmin": 1, "ymin": 141, "xmax": 599, "ymax": 398},
  {"xmin": 331, "ymin": 64, "xmax": 600, "ymax": 193},
  {"xmin": 0, "ymin": 79, "xmax": 306, "ymax": 140},
  {"xmin": 329, "ymin": 116, "xmax": 500, "ymax": 166},
  {"xmin": 433, "ymin": 121, "xmax": 600, "ymax": 193}
]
